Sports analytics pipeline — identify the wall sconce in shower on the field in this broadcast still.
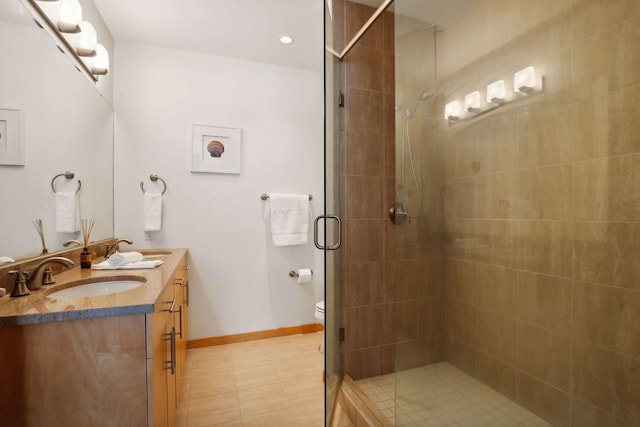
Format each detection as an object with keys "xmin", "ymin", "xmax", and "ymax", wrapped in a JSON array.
[
  {"xmin": 445, "ymin": 66, "xmax": 544, "ymax": 124},
  {"xmin": 487, "ymin": 80, "xmax": 506, "ymax": 104},
  {"xmin": 444, "ymin": 101, "xmax": 461, "ymax": 121},
  {"xmin": 464, "ymin": 91, "xmax": 481, "ymax": 113},
  {"xmin": 514, "ymin": 66, "xmax": 537, "ymax": 94},
  {"xmin": 26, "ymin": 0, "xmax": 110, "ymax": 81}
]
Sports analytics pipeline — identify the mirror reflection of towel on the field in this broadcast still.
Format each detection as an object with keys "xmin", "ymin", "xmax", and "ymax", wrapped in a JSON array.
[
  {"xmin": 269, "ymin": 193, "xmax": 309, "ymax": 246},
  {"xmin": 56, "ymin": 191, "xmax": 79, "ymax": 233},
  {"xmin": 144, "ymin": 193, "xmax": 162, "ymax": 231}
]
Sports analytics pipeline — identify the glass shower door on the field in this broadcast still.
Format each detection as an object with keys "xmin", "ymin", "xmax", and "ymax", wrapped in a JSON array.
[{"xmin": 323, "ymin": 0, "xmax": 344, "ymax": 423}]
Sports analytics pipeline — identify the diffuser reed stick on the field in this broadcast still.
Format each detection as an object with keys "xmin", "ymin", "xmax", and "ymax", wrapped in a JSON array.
[
  {"xmin": 80, "ymin": 218, "xmax": 95, "ymax": 268},
  {"xmin": 32, "ymin": 219, "xmax": 48, "ymax": 254}
]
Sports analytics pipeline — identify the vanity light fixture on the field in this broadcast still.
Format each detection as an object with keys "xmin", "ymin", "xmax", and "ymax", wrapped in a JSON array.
[
  {"xmin": 279, "ymin": 35, "xmax": 294, "ymax": 44},
  {"xmin": 444, "ymin": 101, "xmax": 461, "ymax": 122},
  {"xmin": 36, "ymin": 0, "xmax": 60, "ymax": 24},
  {"xmin": 445, "ymin": 66, "xmax": 544, "ymax": 124},
  {"xmin": 464, "ymin": 91, "xmax": 481, "ymax": 113},
  {"xmin": 65, "ymin": 21, "xmax": 97, "ymax": 56},
  {"xmin": 514, "ymin": 66, "xmax": 537, "ymax": 94},
  {"xmin": 88, "ymin": 44, "xmax": 109, "ymax": 75},
  {"xmin": 57, "ymin": 0, "xmax": 81, "ymax": 33},
  {"xmin": 28, "ymin": 0, "xmax": 109, "ymax": 81},
  {"xmin": 487, "ymin": 80, "xmax": 506, "ymax": 104}
]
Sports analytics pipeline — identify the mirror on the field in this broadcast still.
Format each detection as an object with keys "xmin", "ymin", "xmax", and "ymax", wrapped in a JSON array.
[{"xmin": 0, "ymin": 0, "xmax": 114, "ymax": 261}]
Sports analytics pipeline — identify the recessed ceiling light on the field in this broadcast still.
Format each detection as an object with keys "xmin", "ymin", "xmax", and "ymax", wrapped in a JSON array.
[{"xmin": 279, "ymin": 35, "xmax": 294, "ymax": 45}]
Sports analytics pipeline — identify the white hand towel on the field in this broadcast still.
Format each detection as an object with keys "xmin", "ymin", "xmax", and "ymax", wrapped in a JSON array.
[
  {"xmin": 144, "ymin": 193, "xmax": 162, "ymax": 232},
  {"xmin": 56, "ymin": 191, "xmax": 79, "ymax": 233},
  {"xmin": 92, "ymin": 259, "xmax": 163, "ymax": 270},
  {"xmin": 108, "ymin": 251, "xmax": 143, "ymax": 267},
  {"xmin": 269, "ymin": 193, "xmax": 309, "ymax": 246}
]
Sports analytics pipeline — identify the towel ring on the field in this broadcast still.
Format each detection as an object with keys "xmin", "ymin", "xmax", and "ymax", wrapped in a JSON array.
[
  {"xmin": 51, "ymin": 171, "xmax": 81, "ymax": 194},
  {"xmin": 140, "ymin": 174, "xmax": 167, "ymax": 195}
]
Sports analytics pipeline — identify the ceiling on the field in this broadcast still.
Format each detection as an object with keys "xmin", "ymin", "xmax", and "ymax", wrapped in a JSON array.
[
  {"xmin": 93, "ymin": 0, "xmax": 474, "ymax": 72},
  {"xmin": 92, "ymin": 0, "xmax": 325, "ymax": 72},
  {"xmin": 0, "ymin": 0, "xmax": 474, "ymax": 72}
]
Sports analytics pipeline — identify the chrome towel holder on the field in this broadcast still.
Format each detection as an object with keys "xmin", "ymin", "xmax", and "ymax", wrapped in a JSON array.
[
  {"xmin": 261, "ymin": 193, "xmax": 313, "ymax": 201},
  {"xmin": 140, "ymin": 174, "xmax": 167, "ymax": 195},
  {"xmin": 51, "ymin": 171, "xmax": 81, "ymax": 194}
]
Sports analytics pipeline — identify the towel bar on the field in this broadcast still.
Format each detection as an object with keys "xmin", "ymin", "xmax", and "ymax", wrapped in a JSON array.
[
  {"xmin": 261, "ymin": 193, "xmax": 312, "ymax": 201},
  {"xmin": 140, "ymin": 174, "xmax": 167, "ymax": 195},
  {"xmin": 51, "ymin": 171, "xmax": 81, "ymax": 194}
]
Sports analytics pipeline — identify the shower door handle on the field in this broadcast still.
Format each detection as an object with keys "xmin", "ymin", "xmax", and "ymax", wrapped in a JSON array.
[{"xmin": 314, "ymin": 215, "xmax": 342, "ymax": 250}]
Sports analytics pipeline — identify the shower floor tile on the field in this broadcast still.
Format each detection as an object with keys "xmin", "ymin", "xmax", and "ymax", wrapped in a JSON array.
[{"xmin": 356, "ymin": 362, "xmax": 552, "ymax": 426}]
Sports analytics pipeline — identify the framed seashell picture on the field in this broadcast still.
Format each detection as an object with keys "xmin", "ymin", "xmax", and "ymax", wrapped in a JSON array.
[{"xmin": 191, "ymin": 124, "xmax": 241, "ymax": 174}]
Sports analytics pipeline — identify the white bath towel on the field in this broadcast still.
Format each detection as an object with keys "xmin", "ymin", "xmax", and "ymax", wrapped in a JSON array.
[
  {"xmin": 269, "ymin": 193, "xmax": 309, "ymax": 246},
  {"xmin": 108, "ymin": 251, "xmax": 144, "ymax": 267},
  {"xmin": 144, "ymin": 193, "xmax": 162, "ymax": 231},
  {"xmin": 92, "ymin": 259, "xmax": 163, "ymax": 270},
  {"xmin": 56, "ymin": 191, "xmax": 79, "ymax": 233}
]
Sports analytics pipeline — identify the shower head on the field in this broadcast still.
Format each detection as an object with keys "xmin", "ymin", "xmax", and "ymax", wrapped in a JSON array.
[
  {"xmin": 419, "ymin": 91, "xmax": 433, "ymax": 101},
  {"xmin": 407, "ymin": 90, "xmax": 433, "ymax": 118}
]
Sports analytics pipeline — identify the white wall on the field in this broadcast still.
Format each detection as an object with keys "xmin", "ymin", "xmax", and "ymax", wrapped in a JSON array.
[{"xmin": 113, "ymin": 42, "xmax": 325, "ymax": 339}]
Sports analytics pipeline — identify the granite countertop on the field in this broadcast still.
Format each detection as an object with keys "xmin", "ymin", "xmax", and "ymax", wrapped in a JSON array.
[{"xmin": 0, "ymin": 248, "xmax": 187, "ymax": 326}]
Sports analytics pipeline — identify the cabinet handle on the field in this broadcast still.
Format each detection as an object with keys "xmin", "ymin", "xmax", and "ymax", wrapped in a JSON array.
[
  {"xmin": 164, "ymin": 328, "xmax": 176, "ymax": 375},
  {"xmin": 181, "ymin": 265, "xmax": 189, "ymax": 271},
  {"xmin": 175, "ymin": 277, "xmax": 185, "ymax": 286},
  {"xmin": 175, "ymin": 305, "xmax": 183, "ymax": 339},
  {"xmin": 185, "ymin": 280, "xmax": 189, "ymax": 307},
  {"xmin": 163, "ymin": 299, "xmax": 176, "ymax": 313}
]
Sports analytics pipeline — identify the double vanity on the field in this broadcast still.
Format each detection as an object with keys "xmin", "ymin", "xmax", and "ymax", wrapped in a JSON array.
[{"xmin": 0, "ymin": 245, "xmax": 188, "ymax": 427}]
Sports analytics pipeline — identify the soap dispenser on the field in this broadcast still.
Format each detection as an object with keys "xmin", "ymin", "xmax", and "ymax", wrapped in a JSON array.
[{"xmin": 9, "ymin": 270, "xmax": 30, "ymax": 297}]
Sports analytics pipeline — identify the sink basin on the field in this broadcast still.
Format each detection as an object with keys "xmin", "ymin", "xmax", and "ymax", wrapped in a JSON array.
[{"xmin": 47, "ymin": 277, "xmax": 146, "ymax": 299}]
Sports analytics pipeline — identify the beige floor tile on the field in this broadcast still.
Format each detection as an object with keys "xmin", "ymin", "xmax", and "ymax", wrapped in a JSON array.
[
  {"xmin": 188, "ymin": 392, "xmax": 241, "ymax": 426},
  {"xmin": 177, "ymin": 332, "xmax": 324, "ymax": 426},
  {"xmin": 234, "ymin": 364, "xmax": 281, "ymax": 389},
  {"xmin": 190, "ymin": 371, "xmax": 236, "ymax": 397},
  {"xmin": 237, "ymin": 382, "xmax": 291, "ymax": 417}
]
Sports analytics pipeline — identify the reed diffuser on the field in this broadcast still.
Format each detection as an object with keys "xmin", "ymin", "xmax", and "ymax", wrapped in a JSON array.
[
  {"xmin": 32, "ymin": 219, "xmax": 48, "ymax": 254},
  {"xmin": 80, "ymin": 218, "xmax": 95, "ymax": 269}
]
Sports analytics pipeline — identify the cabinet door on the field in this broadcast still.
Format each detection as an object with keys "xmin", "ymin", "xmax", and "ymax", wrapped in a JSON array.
[
  {"xmin": 151, "ymin": 316, "xmax": 169, "ymax": 427},
  {"xmin": 165, "ymin": 313, "xmax": 177, "ymax": 427},
  {"xmin": 174, "ymin": 259, "xmax": 189, "ymax": 396},
  {"xmin": 150, "ymin": 283, "xmax": 175, "ymax": 427}
]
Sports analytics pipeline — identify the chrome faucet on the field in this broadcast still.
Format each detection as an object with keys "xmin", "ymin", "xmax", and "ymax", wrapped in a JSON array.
[
  {"xmin": 104, "ymin": 238, "xmax": 134, "ymax": 258},
  {"xmin": 63, "ymin": 239, "xmax": 83, "ymax": 247},
  {"xmin": 27, "ymin": 257, "xmax": 75, "ymax": 290}
]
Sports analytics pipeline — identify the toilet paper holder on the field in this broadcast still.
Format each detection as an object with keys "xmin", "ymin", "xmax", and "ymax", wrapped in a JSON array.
[{"xmin": 289, "ymin": 269, "xmax": 313, "ymax": 278}]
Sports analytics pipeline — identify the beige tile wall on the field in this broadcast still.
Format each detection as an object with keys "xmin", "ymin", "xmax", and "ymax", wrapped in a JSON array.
[{"xmin": 441, "ymin": 0, "xmax": 640, "ymax": 426}]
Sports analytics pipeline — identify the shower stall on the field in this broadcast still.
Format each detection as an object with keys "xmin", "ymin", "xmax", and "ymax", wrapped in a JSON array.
[{"xmin": 325, "ymin": 0, "xmax": 640, "ymax": 426}]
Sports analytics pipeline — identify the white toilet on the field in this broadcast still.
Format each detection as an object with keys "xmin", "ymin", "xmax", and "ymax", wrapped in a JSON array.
[{"xmin": 314, "ymin": 300, "xmax": 325, "ymax": 354}]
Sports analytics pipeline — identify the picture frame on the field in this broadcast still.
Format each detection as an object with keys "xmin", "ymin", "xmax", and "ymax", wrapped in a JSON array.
[
  {"xmin": 191, "ymin": 124, "xmax": 241, "ymax": 174},
  {"xmin": 0, "ymin": 108, "xmax": 25, "ymax": 166}
]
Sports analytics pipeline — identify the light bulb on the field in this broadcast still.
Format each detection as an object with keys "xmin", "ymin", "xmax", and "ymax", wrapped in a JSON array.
[
  {"xmin": 464, "ymin": 91, "xmax": 481, "ymax": 113},
  {"xmin": 445, "ymin": 101, "xmax": 460, "ymax": 121},
  {"xmin": 487, "ymin": 80, "xmax": 506, "ymax": 104},
  {"xmin": 514, "ymin": 66, "xmax": 536, "ymax": 94}
]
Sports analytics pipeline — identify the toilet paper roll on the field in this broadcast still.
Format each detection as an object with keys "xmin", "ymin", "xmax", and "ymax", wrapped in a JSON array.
[{"xmin": 297, "ymin": 268, "xmax": 312, "ymax": 284}]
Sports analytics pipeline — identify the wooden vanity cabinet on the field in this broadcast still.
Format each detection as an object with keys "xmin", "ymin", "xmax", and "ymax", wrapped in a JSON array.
[
  {"xmin": 147, "ymin": 254, "xmax": 188, "ymax": 427},
  {"xmin": 0, "ymin": 250, "xmax": 189, "ymax": 427},
  {"xmin": 147, "ymin": 276, "xmax": 177, "ymax": 427},
  {"xmin": 174, "ymin": 258, "xmax": 189, "ymax": 396}
]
